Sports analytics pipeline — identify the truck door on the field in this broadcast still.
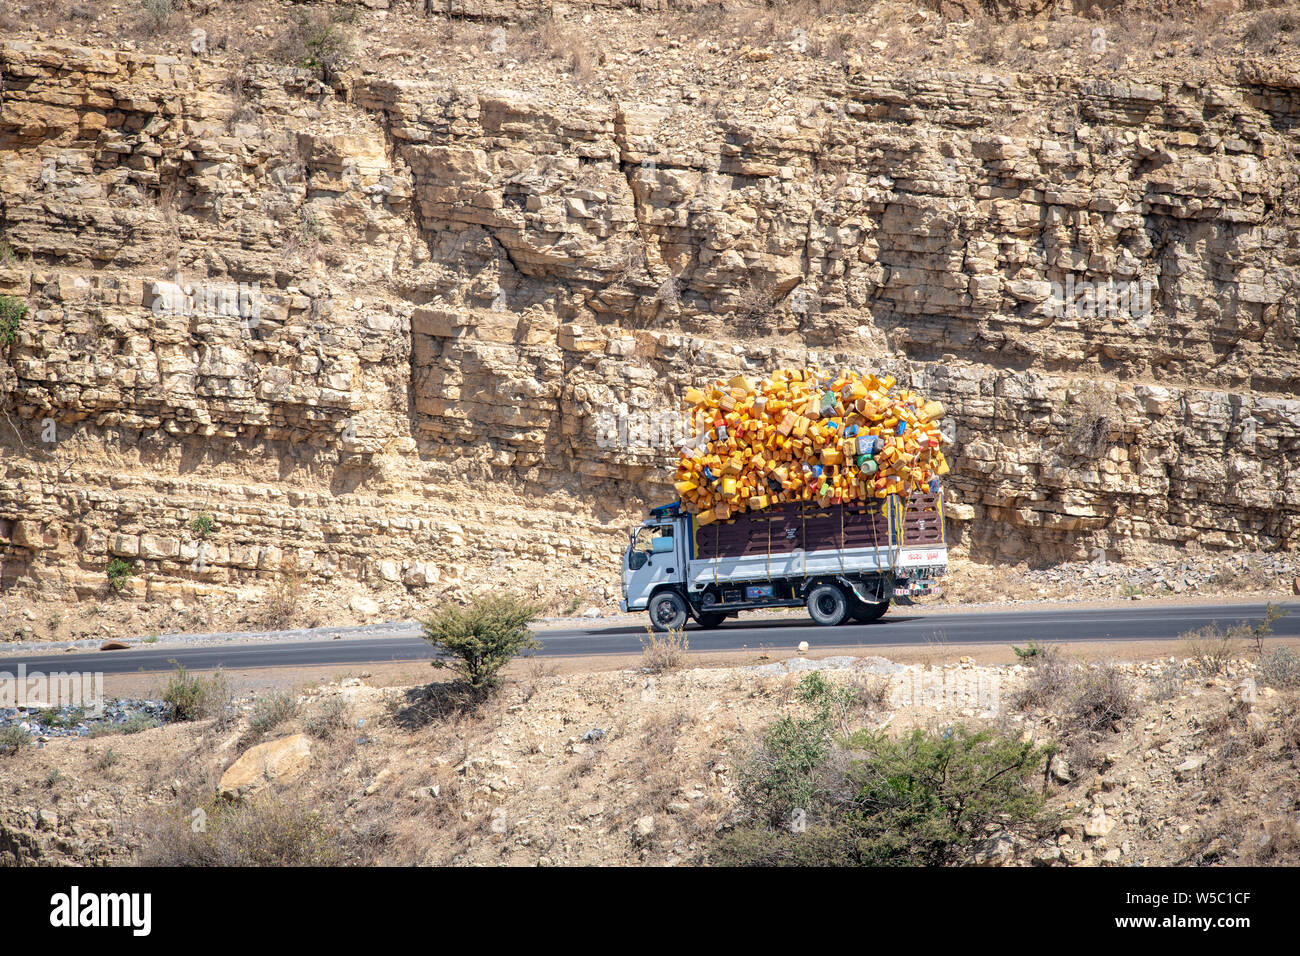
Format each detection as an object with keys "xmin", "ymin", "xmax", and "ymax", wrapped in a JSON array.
[{"xmin": 623, "ymin": 522, "xmax": 681, "ymax": 611}]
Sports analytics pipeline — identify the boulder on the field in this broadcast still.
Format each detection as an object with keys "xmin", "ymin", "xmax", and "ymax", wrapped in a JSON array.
[
  {"xmin": 219, "ymin": 733, "xmax": 312, "ymax": 801},
  {"xmin": 1083, "ymin": 806, "xmax": 1113, "ymax": 838}
]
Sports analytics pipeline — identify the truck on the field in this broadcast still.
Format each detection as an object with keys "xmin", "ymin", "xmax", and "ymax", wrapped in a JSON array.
[{"xmin": 619, "ymin": 491, "xmax": 948, "ymax": 630}]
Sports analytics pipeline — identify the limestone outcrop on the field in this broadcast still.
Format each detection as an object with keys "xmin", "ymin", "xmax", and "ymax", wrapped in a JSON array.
[{"xmin": 2, "ymin": 11, "xmax": 1297, "ymax": 607}]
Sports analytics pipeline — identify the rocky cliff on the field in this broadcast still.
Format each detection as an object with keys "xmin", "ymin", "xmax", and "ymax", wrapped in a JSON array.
[{"xmin": 1, "ymin": 1, "xmax": 1298, "ymax": 614}]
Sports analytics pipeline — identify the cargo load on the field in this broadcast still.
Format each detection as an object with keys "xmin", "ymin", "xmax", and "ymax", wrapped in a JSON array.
[{"xmin": 673, "ymin": 367, "xmax": 951, "ymax": 525}]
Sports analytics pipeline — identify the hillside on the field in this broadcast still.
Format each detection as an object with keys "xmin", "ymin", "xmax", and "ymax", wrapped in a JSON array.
[{"xmin": 1, "ymin": 0, "xmax": 1298, "ymax": 627}]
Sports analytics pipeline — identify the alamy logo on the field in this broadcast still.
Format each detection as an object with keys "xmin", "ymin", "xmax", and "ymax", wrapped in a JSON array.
[
  {"xmin": 1046, "ymin": 274, "xmax": 1157, "ymax": 325},
  {"xmin": 49, "ymin": 886, "xmax": 151, "ymax": 937},
  {"xmin": 0, "ymin": 664, "xmax": 103, "ymax": 717},
  {"xmin": 151, "ymin": 275, "xmax": 262, "ymax": 321}
]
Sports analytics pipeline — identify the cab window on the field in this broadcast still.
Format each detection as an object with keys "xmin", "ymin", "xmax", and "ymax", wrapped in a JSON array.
[{"xmin": 632, "ymin": 526, "xmax": 674, "ymax": 554}]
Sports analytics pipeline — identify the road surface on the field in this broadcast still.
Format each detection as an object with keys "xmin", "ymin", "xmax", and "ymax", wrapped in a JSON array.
[{"xmin": 3, "ymin": 602, "xmax": 1297, "ymax": 676}]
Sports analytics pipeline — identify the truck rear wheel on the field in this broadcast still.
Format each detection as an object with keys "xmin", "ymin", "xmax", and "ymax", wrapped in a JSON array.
[
  {"xmin": 806, "ymin": 583, "xmax": 849, "ymax": 626},
  {"xmin": 851, "ymin": 599, "xmax": 891, "ymax": 623},
  {"xmin": 696, "ymin": 612, "xmax": 726, "ymax": 629},
  {"xmin": 648, "ymin": 591, "xmax": 688, "ymax": 632}
]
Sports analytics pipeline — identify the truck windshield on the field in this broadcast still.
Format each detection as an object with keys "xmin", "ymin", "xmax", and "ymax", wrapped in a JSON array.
[{"xmin": 631, "ymin": 525, "xmax": 673, "ymax": 554}]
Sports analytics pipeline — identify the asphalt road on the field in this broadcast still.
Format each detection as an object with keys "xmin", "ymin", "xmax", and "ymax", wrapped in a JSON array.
[{"xmin": 4, "ymin": 601, "xmax": 1298, "ymax": 676}]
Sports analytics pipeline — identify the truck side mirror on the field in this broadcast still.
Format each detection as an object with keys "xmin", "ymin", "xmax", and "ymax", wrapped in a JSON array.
[{"xmin": 629, "ymin": 551, "xmax": 648, "ymax": 571}]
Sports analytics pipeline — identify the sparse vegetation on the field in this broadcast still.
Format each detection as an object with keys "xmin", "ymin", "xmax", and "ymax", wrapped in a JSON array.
[
  {"xmin": 720, "ymin": 695, "xmax": 1052, "ymax": 867},
  {"xmin": 640, "ymin": 626, "xmax": 690, "ymax": 673},
  {"xmin": 138, "ymin": 791, "xmax": 339, "ymax": 866},
  {"xmin": 162, "ymin": 663, "xmax": 231, "ymax": 723},
  {"xmin": 278, "ymin": 7, "xmax": 354, "ymax": 79},
  {"xmin": 246, "ymin": 689, "xmax": 300, "ymax": 738},
  {"xmin": 420, "ymin": 593, "xmax": 541, "ymax": 692},
  {"xmin": 1063, "ymin": 387, "xmax": 1117, "ymax": 456},
  {"xmin": 139, "ymin": 0, "xmax": 173, "ymax": 35},
  {"xmin": 733, "ymin": 277, "xmax": 779, "ymax": 330},
  {"xmin": 1012, "ymin": 643, "xmax": 1075, "ymax": 711},
  {"xmin": 87, "ymin": 715, "xmax": 160, "ymax": 737},
  {"xmin": 190, "ymin": 511, "xmax": 215, "ymax": 537},
  {"xmin": 1259, "ymin": 646, "xmax": 1300, "ymax": 689},
  {"xmin": 0, "ymin": 725, "xmax": 31, "ymax": 757},
  {"xmin": 735, "ymin": 672, "xmax": 843, "ymax": 828},
  {"xmin": 1180, "ymin": 603, "xmax": 1289, "ymax": 672},
  {"xmin": 259, "ymin": 572, "xmax": 304, "ymax": 630},
  {"xmin": 1180, "ymin": 623, "xmax": 1243, "ymax": 675},
  {"xmin": 1011, "ymin": 640, "xmax": 1045, "ymax": 662},
  {"xmin": 0, "ymin": 294, "xmax": 26, "ymax": 346},
  {"xmin": 1245, "ymin": 9, "xmax": 1300, "ymax": 51},
  {"xmin": 106, "ymin": 557, "xmax": 135, "ymax": 593},
  {"xmin": 1071, "ymin": 662, "xmax": 1136, "ymax": 734},
  {"xmin": 303, "ymin": 695, "xmax": 352, "ymax": 740}
]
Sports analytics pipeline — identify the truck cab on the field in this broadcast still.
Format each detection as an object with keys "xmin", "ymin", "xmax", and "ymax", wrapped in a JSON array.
[{"xmin": 620, "ymin": 509, "xmax": 687, "ymax": 615}]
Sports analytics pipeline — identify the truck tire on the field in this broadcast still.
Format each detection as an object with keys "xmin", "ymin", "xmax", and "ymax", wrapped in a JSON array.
[
  {"xmin": 696, "ymin": 611, "xmax": 726, "ymax": 629},
  {"xmin": 648, "ymin": 591, "xmax": 688, "ymax": 632},
  {"xmin": 851, "ymin": 599, "xmax": 891, "ymax": 623},
  {"xmin": 806, "ymin": 583, "xmax": 849, "ymax": 626}
]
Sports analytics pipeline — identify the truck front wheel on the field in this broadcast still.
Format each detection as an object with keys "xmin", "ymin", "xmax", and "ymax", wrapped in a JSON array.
[
  {"xmin": 648, "ymin": 591, "xmax": 688, "ymax": 632},
  {"xmin": 806, "ymin": 583, "xmax": 849, "ymax": 626}
]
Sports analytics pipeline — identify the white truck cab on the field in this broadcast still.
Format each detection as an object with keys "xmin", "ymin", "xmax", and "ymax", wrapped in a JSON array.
[{"xmin": 621, "ymin": 517, "xmax": 686, "ymax": 616}]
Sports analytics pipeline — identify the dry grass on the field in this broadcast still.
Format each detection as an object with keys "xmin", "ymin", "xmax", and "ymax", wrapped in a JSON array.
[
  {"xmin": 626, "ymin": 709, "xmax": 693, "ymax": 815},
  {"xmin": 257, "ymin": 572, "xmax": 307, "ymax": 631},
  {"xmin": 641, "ymin": 626, "xmax": 690, "ymax": 673}
]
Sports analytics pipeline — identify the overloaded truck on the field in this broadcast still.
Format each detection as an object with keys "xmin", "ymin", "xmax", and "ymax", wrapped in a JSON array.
[
  {"xmin": 620, "ymin": 365, "xmax": 952, "ymax": 630},
  {"xmin": 620, "ymin": 492, "xmax": 948, "ymax": 630}
]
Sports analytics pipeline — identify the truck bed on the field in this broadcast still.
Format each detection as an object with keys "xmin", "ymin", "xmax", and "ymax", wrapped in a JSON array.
[{"xmin": 686, "ymin": 493, "xmax": 945, "ymax": 587}]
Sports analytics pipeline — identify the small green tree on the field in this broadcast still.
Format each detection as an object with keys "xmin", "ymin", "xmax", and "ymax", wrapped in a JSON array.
[
  {"xmin": 844, "ymin": 726, "xmax": 1050, "ymax": 866},
  {"xmin": 421, "ymin": 594, "xmax": 541, "ymax": 692},
  {"xmin": 190, "ymin": 511, "xmax": 215, "ymax": 537}
]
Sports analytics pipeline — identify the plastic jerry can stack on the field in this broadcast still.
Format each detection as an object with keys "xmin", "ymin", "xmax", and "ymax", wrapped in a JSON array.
[{"xmin": 675, "ymin": 367, "xmax": 953, "ymax": 523}]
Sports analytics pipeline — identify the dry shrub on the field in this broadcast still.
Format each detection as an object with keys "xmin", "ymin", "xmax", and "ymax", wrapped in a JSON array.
[
  {"xmin": 1250, "ymin": 817, "xmax": 1300, "ymax": 864},
  {"xmin": 1072, "ymin": 663, "xmax": 1136, "ymax": 733},
  {"xmin": 1259, "ymin": 645, "xmax": 1300, "ymax": 689},
  {"xmin": 1245, "ymin": 9, "xmax": 1300, "ymax": 51},
  {"xmin": 641, "ymin": 627, "xmax": 689, "ymax": 673},
  {"xmin": 1012, "ymin": 644, "xmax": 1077, "ymax": 711},
  {"xmin": 302, "ymin": 695, "xmax": 352, "ymax": 740},
  {"xmin": 534, "ymin": 16, "xmax": 599, "ymax": 82},
  {"xmin": 1180, "ymin": 624, "xmax": 1244, "ymax": 675},
  {"xmin": 162, "ymin": 664, "xmax": 232, "ymax": 724},
  {"xmin": 1280, "ymin": 703, "xmax": 1300, "ymax": 755},
  {"xmin": 1063, "ymin": 387, "xmax": 1117, "ymax": 456},
  {"xmin": 844, "ymin": 670, "xmax": 893, "ymax": 717},
  {"xmin": 259, "ymin": 572, "xmax": 305, "ymax": 630},
  {"xmin": 733, "ymin": 277, "xmax": 779, "ymax": 331},
  {"xmin": 245, "ymin": 689, "xmax": 300, "ymax": 740}
]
